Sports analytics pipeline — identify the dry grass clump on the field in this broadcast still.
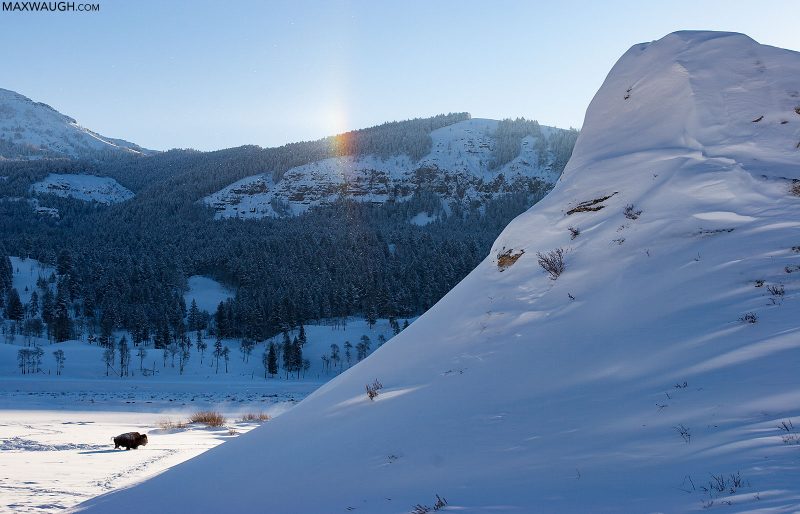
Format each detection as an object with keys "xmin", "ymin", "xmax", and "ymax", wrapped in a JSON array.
[
  {"xmin": 497, "ymin": 248, "xmax": 524, "ymax": 271},
  {"xmin": 190, "ymin": 411, "xmax": 226, "ymax": 427},
  {"xmin": 240, "ymin": 412, "xmax": 271, "ymax": 422},
  {"xmin": 791, "ymin": 181, "xmax": 800, "ymax": 197},
  {"xmin": 158, "ymin": 418, "xmax": 189, "ymax": 430}
]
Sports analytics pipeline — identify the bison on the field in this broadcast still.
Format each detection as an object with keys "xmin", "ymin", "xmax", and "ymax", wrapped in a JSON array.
[{"xmin": 112, "ymin": 432, "xmax": 148, "ymax": 450}]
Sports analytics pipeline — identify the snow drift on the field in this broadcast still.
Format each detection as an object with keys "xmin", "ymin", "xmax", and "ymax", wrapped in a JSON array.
[{"xmin": 75, "ymin": 31, "xmax": 800, "ymax": 513}]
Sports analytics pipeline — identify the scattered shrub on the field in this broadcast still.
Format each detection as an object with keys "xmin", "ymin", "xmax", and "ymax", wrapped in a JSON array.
[
  {"xmin": 411, "ymin": 495, "xmax": 448, "ymax": 513},
  {"xmin": 778, "ymin": 419, "xmax": 799, "ymax": 445},
  {"xmin": 497, "ymin": 248, "xmax": 524, "ymax": 271},
  {"xmin": 792, "ymin": 181, "xmax": 800, "ymax": 197},
  {"xmin": 767, "ymin": 284, "xmax": 785, "ymax": 297},
  {"xmin": 568, "ymin": 226, "xmax": 580, "ymax": 239},
  {"xmin": 623, "ymin": 203, "xmax": 642, "ymax": 220},
  {"xmin": 158, "ymin": 418, "xmax": 189, "ymax": 430},
  {"xmin": 754, "ymin": 279, "xmax": 765, "ymax": 287},
  {"xmin": 366, "ymin": 379, "xmax": 383, "ymax": 401},
  {"xmin": 240, "ymin": 412, "xmax": 271, "ymax": 422},
  {"xmin": 190, "ymin": 411, "xmax": 226, "ymax": 427},
  {"xmin": 674, "ymin": 424, "xmax": 691, "ymax": 443},
  {"xmin": 537, "ymin": 248, "xmax": 565, "ymax": 280},
  {"xmin": 739, "ymin": 312, "xmax": 758, "ymax": 324}
]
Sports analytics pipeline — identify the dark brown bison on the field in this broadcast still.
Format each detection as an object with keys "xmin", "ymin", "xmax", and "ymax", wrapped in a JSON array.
[{"xmin": 112, "ymin": 432, "xmax": 148, "ymax": 450}]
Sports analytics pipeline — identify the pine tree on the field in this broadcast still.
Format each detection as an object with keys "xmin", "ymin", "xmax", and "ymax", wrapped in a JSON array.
[
  {"xmin": 118, "ymin": 336, "xmax": 131, "ymax": 377},
  {"xmin": 222, "ymin": 345, "xmax": 230, "ymax": 373},
  {"xmin": 0, "ymin": 256, "xmax": 12, "ymax": 296},
  {"xmin": 5, "ymin": 288, "xmax": 23, "ymax": 321},
  {"xmin": 213, "ymin": 338, "xmax": 223, "ymax": 374},
  {"xmin": 56, "ymin": 249, "xmax": 73, "ymax": 276},
  {"xmin": 298, "ymin": 324, "xmax": 307, "ymax": 347},
  {"xmin": 267, "ymin": 342, "xmax": 278, "ymax": 377},
  {"xmin": 99, "ymin": 311, "xmax": 114, "ymax": 347},
  {"xmin": 187, "ymin": 299, "xmax": 200, "ymax": 332},
  {"xmin": 52, "ymin": 281, "xmax": 72, "ymax": 342},
  {"xmin": 27, "ymin": 290, "xmax": 39, "ymax": 318},
  {"xmin": 41, "ymin": 288, "xmax": 54, "ymax": 327},
  {"xmin": 214, "ymin": 301, "xmax": 227, "ymax": 338},
  {"xmin": 282, "ymin": 332, "xmax": 292, "ymax": 378}
]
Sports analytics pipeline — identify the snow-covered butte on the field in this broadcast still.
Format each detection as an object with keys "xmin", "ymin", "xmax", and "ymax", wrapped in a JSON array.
[
  {"xmin": 0, "ymin": 88, "xmax": 152, "ymax": 160},
  {"xmin": 31, "ymin": 174, "xmax": 135, "ymax": 204},
  {"xmin": 76, "ymin": 31, "xmax": 800, "ymax": 513},
  {"xmin": 204, "ymin": 118, "xmax": 561, "ymax": 218}
]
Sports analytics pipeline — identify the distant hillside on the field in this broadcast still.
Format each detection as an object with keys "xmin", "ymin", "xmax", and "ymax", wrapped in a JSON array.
[
  {"xmin": 0, "ymin": 112, "xmax": 576, "ymax": 345},
  {"xmin": 0, "ymin": 88, "xmax": 153, "ymax": 160},
  {"xmin": 205, "ymin": 118, "xmax": 577, "ymax": 219}
]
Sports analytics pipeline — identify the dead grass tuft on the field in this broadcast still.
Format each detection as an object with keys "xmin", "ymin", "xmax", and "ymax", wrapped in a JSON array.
[
  {"xmin": 497, "ymin": 248, "xmax": 524, "ymax": 271},
  {"xmin": 190, "ymin": 411, "xmax": 226, "ymax": 427},
  {"xmin": 240, "ymin": 412, "xmax": 271, "ymax": 422},
  {"xmin": 158, "ymin": 418, "xmax": 189, "ymax": 430}
]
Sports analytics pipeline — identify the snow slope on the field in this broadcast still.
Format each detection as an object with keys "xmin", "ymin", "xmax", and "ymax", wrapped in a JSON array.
[
  {"xmin": 183, "ymin": 276, "xmax": 234, "ymax": 313},
  {"xmin": 76, "ymin": 31, "xmax": 800, "ymax": 513},
  {"xmin": 9, "ymin": 256, "xmax": 54, "ymax": 305},
  {"xmin": 204, "ymin": 119, "xmax": 560, "ymax": 219},
  {"xmin": 0, "ymin": 88, "xmax": 152, "ymax": 160},
  {"xmin": 31, "ymin": 174, "xmax": 134, "ymax": 204}
]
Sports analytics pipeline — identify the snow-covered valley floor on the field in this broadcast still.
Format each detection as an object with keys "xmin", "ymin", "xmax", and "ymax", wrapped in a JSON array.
[{"xmin": 0, "ymin": 381, "xmax": 314, "ymax": 514}]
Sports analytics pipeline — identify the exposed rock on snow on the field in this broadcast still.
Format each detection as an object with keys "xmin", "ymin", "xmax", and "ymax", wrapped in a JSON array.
[
  {"xmin": 204, "ymin": 119, "xmax": 561, "ymax": 218},
  {"xmin": 31, "ymin": 174, "xmax": 134, "ymax": 204}
]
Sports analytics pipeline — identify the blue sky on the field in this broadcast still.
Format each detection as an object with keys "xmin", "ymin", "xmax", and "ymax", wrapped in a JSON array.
[{"xmin": 1, "ymin": 0, "xmax": 798, "ymax": 151}]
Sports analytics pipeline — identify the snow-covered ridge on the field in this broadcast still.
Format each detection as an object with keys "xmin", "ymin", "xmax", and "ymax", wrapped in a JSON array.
[
  {"xmin": 204, "ymin": 118, "xmax": 560, "ymax": 218},
  {"xmin": 0, "ymin": 88, "xmax": 153, "ymax": 160},
  {"xmin": 75, "ymin": 31, "xmax": 800, "ymax": 513},
  {"xmin": 31, "ymin": 173, "xmax": 135, "ymax": 204}
]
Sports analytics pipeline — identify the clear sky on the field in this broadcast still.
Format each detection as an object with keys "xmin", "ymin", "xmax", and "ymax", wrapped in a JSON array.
[{"xmin": 1, "ymin": 0, "xmax": 798, "ymax": 151}]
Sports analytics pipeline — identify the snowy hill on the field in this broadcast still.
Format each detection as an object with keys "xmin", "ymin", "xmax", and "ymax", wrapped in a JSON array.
[
  {"xmin": 0, "ymin": 88, "xmax": 152, "ymax": 160},
  {"xmin": 31, "ymin": 174, "xmax": 135, "ymax": 204},
  {"xmin": 204, "ymin": 119, "xmax": 562, "ymax": 218},
  {"xmin": 76, "ymin": 31, "xmax": 800, "ymax": 513}
]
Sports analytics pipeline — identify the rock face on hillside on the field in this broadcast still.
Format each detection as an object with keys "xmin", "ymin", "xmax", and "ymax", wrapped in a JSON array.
[
  {"xmin": 204, "ymin": 119, "xmax": 564, "ymax": 218},
  {"xmin": 75, "ymin": 32, "xmax": 800, "ymax": 513},
  {"xmin": 0, "ymin": 88, "xmax": 152, "ymax": 160},
  {"xmin": 31, "ymin": 174, "xmax": 134, "ymax": 204}
]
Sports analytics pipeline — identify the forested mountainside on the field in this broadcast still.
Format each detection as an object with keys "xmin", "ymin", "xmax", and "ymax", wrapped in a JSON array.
[{"xmin": 0, "ymin": 113, "xmax": 577, "ymax": 343}]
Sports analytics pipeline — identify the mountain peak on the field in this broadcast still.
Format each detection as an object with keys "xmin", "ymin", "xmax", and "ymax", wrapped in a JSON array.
[
  {"xmin": 0, "ymin": 88, "xmax": 153, "ymax": 160},
  {"xmin": 567, "ymin": 30, "xmax": 800, "ymax": 177}
]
